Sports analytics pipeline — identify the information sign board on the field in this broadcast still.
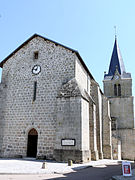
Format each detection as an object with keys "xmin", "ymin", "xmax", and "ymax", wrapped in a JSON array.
[
  {"xmin": 122, "ymin": 161, "xmax": 132, "ymax": 177},
  {"xmin": 61, "ymin": 139, "xmax": 75, "ymax": 146}
]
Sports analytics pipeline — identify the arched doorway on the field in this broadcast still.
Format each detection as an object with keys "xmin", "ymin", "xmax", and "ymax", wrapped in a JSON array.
[{"xmin": 27, "ymin": 128, "xmax": 38, "ymax": 157}]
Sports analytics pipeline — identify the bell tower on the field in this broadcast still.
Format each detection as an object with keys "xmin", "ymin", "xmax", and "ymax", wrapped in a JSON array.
[{"xmin": 103, "ymin": 37, "xmax": 134, "ymax": 129}]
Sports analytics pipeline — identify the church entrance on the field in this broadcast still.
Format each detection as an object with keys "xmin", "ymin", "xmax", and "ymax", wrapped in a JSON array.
[{"xmin": 27, "ymin": 128, "xmax": 38, "ymax": 158}]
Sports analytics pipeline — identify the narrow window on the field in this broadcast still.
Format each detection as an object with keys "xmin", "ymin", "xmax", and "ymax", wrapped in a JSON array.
[
  {"xmin": 118, "ymin": 84, "xmax": 121, "ymax": 96},
  {"xmin": 114, "ymin": 84, "xmax": 117, "ymax": 96},
  {"xmin": 33, "ymin": 81, "xmax": 37, "ymax": 101},
  {"xmin": 111, "ymin": 117, "xmax": 117, "ymax": 130},
  {"xmin": 114, "ymin": 84, "xmax": 121, "ymax": 97},
  {"xmin": 34, "ymin": 51, "xmax": 38, "ymax": 59}
]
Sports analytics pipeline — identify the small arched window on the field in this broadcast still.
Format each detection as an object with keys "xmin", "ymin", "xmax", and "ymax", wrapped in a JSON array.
[
  {"xmin": 114, "ymin": 84, "xmax": 117, "ymax": 96},
  {"xmin": 34, "ymin": 51, "xmax": 39, "ymax": 59},
  {"xmin": 114, "ymin": 84, "xmax": 121, "ymax": 97},
  {"xmin": 118, "ymin": 84, "xmax": 121, "ymax": 96}
]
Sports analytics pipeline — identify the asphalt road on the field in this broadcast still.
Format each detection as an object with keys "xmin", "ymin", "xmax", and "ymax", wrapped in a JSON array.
[
  {"xmin": 1, "ymin": 163, "xmax": 135, "ymax": 180},
  {"xmin": 52, "ymin": 163, "xmax": 122, "ymax": 180}
]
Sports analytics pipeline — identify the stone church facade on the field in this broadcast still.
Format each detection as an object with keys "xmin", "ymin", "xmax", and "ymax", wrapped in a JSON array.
[
  {"xmin": 0, "ymin": 34, "xmax": 112, "ymax": 162},
  {"xmin": 0, "ymin": 33, "xmax": 134, "ymax": 162}
]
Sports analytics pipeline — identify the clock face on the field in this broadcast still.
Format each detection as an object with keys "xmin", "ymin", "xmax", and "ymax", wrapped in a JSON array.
[
  {"xmin": 114, "ymin": 75, "xmax": 119, "ymax": 80},
  {"xmin": 32, "ymin": 65, "xmax": 41, "ymax": 75}
]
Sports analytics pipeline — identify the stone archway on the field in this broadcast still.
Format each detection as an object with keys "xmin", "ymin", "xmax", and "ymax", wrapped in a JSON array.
[{"xmin": 27, "ymin": 128, "xmax": 38, "ymax": 157}]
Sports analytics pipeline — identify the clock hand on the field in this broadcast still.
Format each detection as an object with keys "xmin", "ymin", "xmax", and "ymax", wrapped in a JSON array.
[{"xmin": 34, "ymin": 67, "xmax": 38, "ymax": 71}]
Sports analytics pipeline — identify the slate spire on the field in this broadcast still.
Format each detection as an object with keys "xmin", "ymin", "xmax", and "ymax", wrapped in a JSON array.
[{"xmin": 105, "ymin": 37, "xmax": 126, "ymax": 78}]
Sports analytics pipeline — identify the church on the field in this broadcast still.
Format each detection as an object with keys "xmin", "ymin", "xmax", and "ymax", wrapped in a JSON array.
[{"xmin": 0, "ymin": 33, "xmax": 134, "ymax": 162}]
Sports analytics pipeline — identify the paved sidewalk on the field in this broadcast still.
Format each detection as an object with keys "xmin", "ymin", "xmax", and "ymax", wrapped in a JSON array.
[{"xmin": 0, "ymin": 158, "xmax": 121, "ymax": 174}]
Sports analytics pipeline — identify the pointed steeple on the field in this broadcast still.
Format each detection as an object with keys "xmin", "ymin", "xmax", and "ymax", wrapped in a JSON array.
[
  {"xmin": 108, "ymin": 37, "xmax": 126, "ymax": 76},
  {"xmin": 104, "ymin": 37, "xmax": 131, "ymax": 80}
]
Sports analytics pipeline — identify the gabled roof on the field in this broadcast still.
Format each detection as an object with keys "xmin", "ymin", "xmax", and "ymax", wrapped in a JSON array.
[
  {"xmin": 0, "ymin": 33, "xmax": 94, "ymax": 80},
  {"xmin": 105, "ymin": 38, "xmax": 126, "ymax": 77}
]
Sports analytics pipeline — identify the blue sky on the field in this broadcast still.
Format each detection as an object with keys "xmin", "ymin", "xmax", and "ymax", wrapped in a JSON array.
[{"xmin": 0, "ymin": 0, "xmax": 135, "ymax": 95}]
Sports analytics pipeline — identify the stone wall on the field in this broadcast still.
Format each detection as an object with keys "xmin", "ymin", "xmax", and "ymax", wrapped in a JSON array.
[
  {"xmin": 0, "ymin": 83, "xmax": 6, "ymax": 155},
  {"xmin": 97, "ymin": 87, "xmax": 103, "ymax": 159},
  {"xmin": 75, "ymin": 58, "xmax": 91, "ymax": 95},
  {"xmin": 91, "ymin": 80, "xmax": 103, "ymax": 159},
  {"xmin": 54, "ymin": 96, "xmax": 82, "ymax": 162},
  {"xmin": 103, "ymin": 78, "xmax": 132, "ymax": 97},
  {"xmin": 89, "ymin": 101, "xmax": 99, "ymax": 160},
  {"xmin": 102, "ymin": 96, "xmax": 112, "ymax": 159},
  {"xmin": 81, "ymin": 98, "xmax": 90, "ymax": 151},
  {"xmin": 0, "ymin": 36, "xmax": 76, "ymax": 158},
  {"xmin": 110, "ymin": 97, "xmax": 134, "ymax": 129},
  {"xmin": 54, "ymin": 78, "xmax": 91, "ymax": 162},
  {"xmin": 116, "ymin": 129, "xmax": 135, "ymax": 160},
  {"xmin": 112, "ymin": 130, "xmax": 121, "ymax": 160}
]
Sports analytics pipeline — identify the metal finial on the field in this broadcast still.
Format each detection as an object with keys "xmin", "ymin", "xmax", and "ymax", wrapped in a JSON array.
[{"xmin": 114, "ymin": 26, "xmax": 117, "ymax": 39}]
